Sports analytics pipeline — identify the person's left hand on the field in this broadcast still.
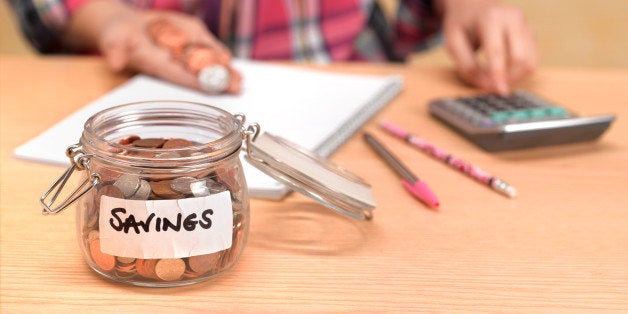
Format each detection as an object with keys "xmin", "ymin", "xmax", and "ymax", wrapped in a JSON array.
[{"xmin": 436, "ymin": 0, "xmax": 538, "ymax": 95}]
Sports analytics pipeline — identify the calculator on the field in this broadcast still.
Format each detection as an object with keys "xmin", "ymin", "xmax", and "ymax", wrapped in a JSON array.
[{"xmin": 428, "ymin": 91, "xmax": 616, "ymax": 151}]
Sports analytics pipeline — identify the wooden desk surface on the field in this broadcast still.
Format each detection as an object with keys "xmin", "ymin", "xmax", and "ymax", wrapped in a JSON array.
[{"xmin": 1, "ymin": 56, "xmax": 627, "ymax": 312}]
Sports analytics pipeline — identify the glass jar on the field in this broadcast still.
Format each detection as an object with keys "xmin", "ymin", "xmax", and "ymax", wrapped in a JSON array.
[
  {"xmin": 41, "ymin": 100, "xmax": 377, "ymax": 287},
  {"xmin": 45, "ymin": 101, "xmax": 249, "ymax": 287}
]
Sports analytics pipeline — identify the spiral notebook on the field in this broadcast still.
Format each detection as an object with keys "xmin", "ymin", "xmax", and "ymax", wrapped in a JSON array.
[{"xmin": 14, "ymin": 60, "xmax": 403, "ymax": 200}]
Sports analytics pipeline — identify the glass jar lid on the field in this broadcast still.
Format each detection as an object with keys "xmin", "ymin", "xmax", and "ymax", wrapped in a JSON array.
[{"xmin": 244, "ymin": 130, "xmax": 376, "ymax": 220}]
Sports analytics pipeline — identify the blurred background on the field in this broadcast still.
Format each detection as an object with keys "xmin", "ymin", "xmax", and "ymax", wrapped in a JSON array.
[{"xmin": 1, "ymin": 0, "xmax": 627, "ymax": 68}]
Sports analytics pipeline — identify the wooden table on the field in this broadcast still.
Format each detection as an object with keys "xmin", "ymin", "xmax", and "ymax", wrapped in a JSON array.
[{"xmin": 1, "ymin": 56, "xmax": 627, "ymax": 312}]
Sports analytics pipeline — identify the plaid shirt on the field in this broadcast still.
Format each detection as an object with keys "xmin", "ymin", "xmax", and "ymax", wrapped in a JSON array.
[{"xmin": 9, "ymin": 0, "xmax": 440, "ymax": 62}]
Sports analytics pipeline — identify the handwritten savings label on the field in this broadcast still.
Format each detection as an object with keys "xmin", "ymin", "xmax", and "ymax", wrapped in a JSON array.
[{"xmin": 99, "ymin": 192, "xmax": 233, "ymax": 259}]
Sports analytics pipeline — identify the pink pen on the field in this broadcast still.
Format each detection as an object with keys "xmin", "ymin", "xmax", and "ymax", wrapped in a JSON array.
[
  {"xmin": 380, "ymin": 121, "xmax": 517, "ymax": 198},
  {"xmin": 363, "ymin": 133, "xmax": 439, "ymax": 208}
]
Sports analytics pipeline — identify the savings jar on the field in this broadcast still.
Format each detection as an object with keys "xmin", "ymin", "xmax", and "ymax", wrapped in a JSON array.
[{"xmin": 41, "ymin": 101, "xmax": 376, "ymax": 287}]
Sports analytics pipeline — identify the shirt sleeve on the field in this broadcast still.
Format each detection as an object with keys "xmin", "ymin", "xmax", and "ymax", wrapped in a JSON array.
[
  {"xmin": 393, "ymin": 0, "xmax": 442, "ymax": 59},
  {"xmin": 7, "ymin": 0, "xmax": 189, "ymax": 54},
  {"xmin": 8, "ymin": 0, "xmax": 73, "ymax": 53}
]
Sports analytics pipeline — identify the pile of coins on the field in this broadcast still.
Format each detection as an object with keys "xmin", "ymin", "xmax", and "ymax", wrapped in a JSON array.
[
  {"xmin": 79, "ymin": 135, "xmax": 248, "ymax": 284},
  {"xmin": 147, "ymin": 19, "xmax": 242, "ymax": 94}
]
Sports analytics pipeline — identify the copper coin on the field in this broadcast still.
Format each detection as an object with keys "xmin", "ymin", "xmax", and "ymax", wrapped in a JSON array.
[
  {"xmin": 136, "ymin": 259, "xmax": 158, "ymax": 279},
  {"xmin": 98, "ymin": 184, "xmax": 124, "ymax": 199},
  {"xmin": 150, "ymin": 180, "xmax": 183, "ymax": 198},
  {"xmin": 116, "ymin": 256, "xmax": 136, "ymax": 265},
  {"xmin": 89, "ymin": 239, "xmax": 116, "ymax": 272},
  {"xmin": 147, "ymin": 19, "xmax": 188, "ymax": 55},
  {"xmin": 184, "ymin": 46, "xmax": 218, "ymax": 74},
  {"xmin": 217, "ymin": 166, "xmax": 241, "ymax": 191},
  {"xmin": 188, "ymin": 253, "xmax": 221, "ymax": 274},
  {"xmin": 87, "ymin": 230, "xmax": 100, "ymax": 243},
  {"xmin": 132, "ymin": 138, "xmax": 166, "ymax": 148},
  {"xmin": 154, "ymin": 258, "xmax": 186, "ymax": 281},
  {"xmin": 170, "ymin": 176, "xmax": 199, "ymax": 196},
  {"xmin": 162, "ymin": 138, "xmax": 193, "ymax": 149},
  {"xmin": 115, "ymin": 257, "xmax": 137, "ymax": 275},
  {"xmin": 154, "ymin": 152, "xmax": 181, "ymax": 159},
  {"xmin": 118, "ymin": 135, "xmax": 140, "ymax": 145}
]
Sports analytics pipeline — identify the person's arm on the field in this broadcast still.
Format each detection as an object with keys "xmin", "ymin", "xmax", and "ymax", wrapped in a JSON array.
[
  {"xmin": 66, "ymin": 0, "xmax": 236, "ymax": 92},
  {"xmin": 434, "ymin": 0, "xmax": 537, "ymax": 95},
  {"xmin": 10, "ymin": 0, "xmax": 235, "ymax": 92}
]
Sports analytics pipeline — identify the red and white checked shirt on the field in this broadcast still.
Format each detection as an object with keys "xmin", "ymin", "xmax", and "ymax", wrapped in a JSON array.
[{"xmin": 10, "ymin": 0, "xmax": 441, "ymax": 62}]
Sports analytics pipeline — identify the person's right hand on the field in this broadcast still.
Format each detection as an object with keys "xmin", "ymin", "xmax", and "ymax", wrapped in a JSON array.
[
  {"xmin": 435, "ymin": 0, "xmax": 537, "ymax": 95},
  {"xmin": 65, "ymin": 1, "xmax": 235, "ymax": 92}
]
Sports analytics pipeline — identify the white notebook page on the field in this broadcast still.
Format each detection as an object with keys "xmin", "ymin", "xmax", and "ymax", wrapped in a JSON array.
[{"xmin": 15, "ymin": 60, "xmax": 403, "ymax": 199}]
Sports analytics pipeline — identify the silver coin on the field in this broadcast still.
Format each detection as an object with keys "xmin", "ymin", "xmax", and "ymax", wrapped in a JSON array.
[
  {"xmin": 130, "ymin": 179, "xmax": 151, "ymax": 200},
  {"xmin": 198, "ymin": 65, "xmax": 229, "ymax": 93},
  {"xmin": 113, "ymin": 174, "xmax": 141, "ymax": 198}
]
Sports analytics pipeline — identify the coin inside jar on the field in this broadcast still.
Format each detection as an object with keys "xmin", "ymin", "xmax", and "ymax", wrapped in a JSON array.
[
  {"xmin": 188, "ymin": 253, "xmax": 222, "ymax": 274},
  {"xmin": 162, "ymin": 138, "xmax": 193, "ymax": 149},
  {"xmin": 154, "ymin": 258, "xmax": 186, "ymax": 281},
  {"xmin": 113, "ymin": 174, "xmax": 141, "ymax": 198},
  {"xmin": 89, "ymin": 239, "xmax": 116, "ymax": 272}
]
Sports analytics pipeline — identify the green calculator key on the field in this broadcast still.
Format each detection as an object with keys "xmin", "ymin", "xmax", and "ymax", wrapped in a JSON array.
[
  {"xmin": 529, "ymin": 108, "xmax": 548, "ymax": 118},
  {"xmin": 490, "ymin": 111, "xmax": 510, "ymax": 122},
  {"xmin": 510, "ymin": 109, "xmax": 531, "ymax": 120},
  {"xmin": 547, "ymin": 106, "xmax": 568, "ymax": 117}
]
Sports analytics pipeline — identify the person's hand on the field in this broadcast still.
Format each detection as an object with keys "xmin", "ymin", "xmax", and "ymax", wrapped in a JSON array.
[
  {"xmin": 64, "ymin": 0, "xmax": 234, "ymax": 92},
  {"xmin": 435, "ymin": 0, "xmax": 537, "ymax": 95}
]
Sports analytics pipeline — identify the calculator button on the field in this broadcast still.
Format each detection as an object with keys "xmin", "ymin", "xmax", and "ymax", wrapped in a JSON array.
[
  {"xmin": 509, "ymin": 109, "xmax": 531, "ymax": 120},
  {"xmin": 490, "ymin": 111, "xmax": 510, "ymax": 122},
  {"xmin": 547, "ymin": 106, "xmax": 569, "ymax": 117}
]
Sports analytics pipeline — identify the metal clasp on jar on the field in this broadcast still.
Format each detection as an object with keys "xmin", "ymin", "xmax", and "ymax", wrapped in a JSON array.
[{"xmin": 40, "ymin": 144, "xmax": 101, "ymax": 215}]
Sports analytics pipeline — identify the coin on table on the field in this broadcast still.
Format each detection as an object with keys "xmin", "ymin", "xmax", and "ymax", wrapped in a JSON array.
[{"xmin": 154, "ymin": 258, "xmax": 186, "ymax": 281}]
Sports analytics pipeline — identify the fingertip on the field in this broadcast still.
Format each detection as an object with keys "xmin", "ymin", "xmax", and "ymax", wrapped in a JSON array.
[
  {"xmin": 103, "ymin": 45, "xmax": 129, "ymax": 72},
  {"xmin": 494, "ymin": 77, "xmax": 510, "ymax": 96}
]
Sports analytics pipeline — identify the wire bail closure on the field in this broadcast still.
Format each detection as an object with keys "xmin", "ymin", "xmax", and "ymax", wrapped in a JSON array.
[
  {"xmin": 40, "ymin": 144, "xmax": 100, "ymax": 215},
  {"xmin": 234, "ymin": 113, "xmax": 261, "ymax": 159}
]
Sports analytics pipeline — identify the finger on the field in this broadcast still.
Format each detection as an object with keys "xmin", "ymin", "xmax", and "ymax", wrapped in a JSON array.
[
  {"xmin": 129, "ymin": 40, "xmax": 201, "ymax": 90},
  {"xmin": 505, "ymin": 15, "xmax": 537, "ymax": 84},
  {"xmin": 99, "ymin": 23, "xmax": 132, "ymax": 72},
  {"xmin": 479, "ymin": 12, "xmax": 509, "ymax": 95},
  {"xmin": 161, "ymin": 13, "xmax": 232, "ymax": 63},
  {"xmin": 445, "ymin": 25, "xmax": 488, "ymax": 90}
]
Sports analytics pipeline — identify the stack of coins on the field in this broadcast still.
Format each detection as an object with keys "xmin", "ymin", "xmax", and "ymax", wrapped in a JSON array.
[
  {"xmin": 146, "ymin": 19, "xmax": 242, "ymax": 94},
  {"xmin": 80, "ymin": 135, "xmax": 247, "ymax": 284}
]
